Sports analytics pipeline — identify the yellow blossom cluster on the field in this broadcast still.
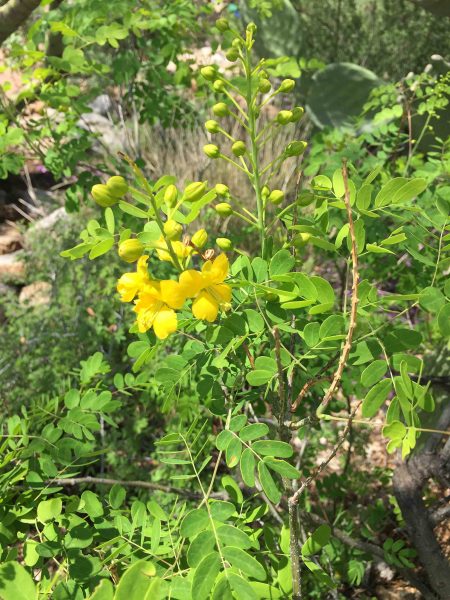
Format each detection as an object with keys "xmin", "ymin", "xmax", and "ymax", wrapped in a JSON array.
[{"xmin": 117, "ymin": 253, "xmax": 231, "ymax": 339}]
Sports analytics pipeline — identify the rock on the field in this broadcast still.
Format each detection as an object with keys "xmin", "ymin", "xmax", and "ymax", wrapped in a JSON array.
[
  {"xmin": 375, "ymin": 585, "xmax": 421, "ymax": 599},
  {"xmin": 30, "ymin": 207, "xmax": 67, "ymax": 233},
  {"xmin": 0, "ymin": 251, "xmax": 25, "ymax": 281},
  {"xmin": 89, "ymin": 94, "xmax": 112, "ymax": 116},
  {"xmin": 77, "ymin": 113, "xmax": 125, "ymax": 153},
  {"xmin": 0, "ymin": 224, "xmax": 22, "ymax": 255},
  {"xmin": 19, "ymin": 281, "xmax": 52, "ymax": 307}
]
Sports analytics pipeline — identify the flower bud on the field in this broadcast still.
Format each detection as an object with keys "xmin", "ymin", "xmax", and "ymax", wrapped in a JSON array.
[
  {"xmin": 91, "ymin": 184, "xmax": 118, "ymax": 207},
  {"xmin": 216, "ymin": 237, "xmax": 233, "ymax": 251},
  {"xmin": 215, "ymin": 18, "xmax": 229, "ymax": 32},
  {"xmin": 293, "ymin": 232, "xmax": 312, "ymax": 247},
  {"xmin": 258, "ymin": 78, "xmax": 271, "ymax": 93},
  {"xmin": 226, "ymin": 48, "xmax": 239, "ymax": 62},
  {"xmin": 164, "ymin": 184, "xmax": 178, "ymax": 207},
  {"xmin": 231, "ymin": 140, "xmax": 246, "ymax": 157},
  {"xmin": 215, "ymin": 202, "xmax": 233, "ymax": 216},
  {"xmin": 215, "ymin": 183, "xmax": 229, "ymax": 196},
  {"xmin": 279, "ymin": 79, "xmax": 295, "ymax": 93},
  {"xmin": 291, "ymin": 106, "xmax": 305, "ymax": 122},
  {"xmin": 231, "ymin": 38, "xmax": 241, "ymax": 49},
  {"xmin": 261, "ymin": 185, "xmax": 270, "ymax": 199},
  {"xmin": 276, "ymin": 110, "xmax": 293, "ymax": 125},
  {"xmin": 191, "ymin": 229, "xmax": 208, "ymax": 248},
  {"xmin": 106, "ymin": 176, "xmax": 128, "ymax": 197},
  {"xmin": 203, "ymin": 144, "xmax": 220, "ymax": 159},
  {"xmin": 246, "ymin": 22, "xmax": 257, "ymax": 34},
  {"xmin": 200, "ymin": 66, "xmax": 216, "ymax": 81},
  {"xmin": 268, "ymin": 189, "xmax": 284, "ymax": 205},
  {"xmin": 164, "ymin": 219, "xmax": 183, "ymax": 241},
  {"xmin": 213, "ymin": 79, "xmax": 225, "ymax": 92},
  {"xmin": 118, "ymin": 239, "xmax": 144, "ymax": 263},
  {"xmin": 213, "ymin": 102, "xmax": 229, "ymax": 117},
  {"xmin": 285, "ymin": 141, "xmax": 307, "ymax": 157},
  {"xmin": 205, "ymin": 119, "xmax": 220, "ymax": 133},
  {"xmin": 184, "ymin": 181, "xmax": 207, "ymax": 203}
]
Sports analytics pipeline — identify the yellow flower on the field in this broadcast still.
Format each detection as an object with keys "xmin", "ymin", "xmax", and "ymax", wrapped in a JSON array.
[
  {"xmin": 117, "ymin": 255, "xmax": 150, "ymax": 302},
  {"xmin": 134, "ymin": 280, "xmax": 186, "ymax": 339},
  {"xmin": 155, "ymin": 236, "xmax": 193, "ymax": 263},
  {"xmin": 179, "ymin": 253, "xmax": 232, "ymax": 322}
]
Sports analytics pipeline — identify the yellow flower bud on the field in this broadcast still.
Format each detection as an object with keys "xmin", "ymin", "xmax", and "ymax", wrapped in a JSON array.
[
  {"xmin": 293, "ymin": 232, "xmax": 312, "ymax": 247},
  {"xmin": 91, "ymin": 184, "xmax": 118, "ymax": 207},
  {"xmin": 164, "ymin": 219, "xmax": 183, "ymax": 240},
  {"xmin": 204, "ymin": 144, "xmax": 220, "ymax": 159},
  {"xmin": 285, "ymin": 141, "xmax": 307, "ymax": 157},
  {"xmin": 216, "ymin": 18, "xmax": 229, "ymax": 32},
  {"xmin": 258, "ymin": 78, "xmax": 271, "ymax": 93},
  {"xmin": 205, "ymin": 119, "xmax": 220, "ymax": 133},
  {"xmin": 213, "ymin": 79, "xmax": 225, "ymax": 92},
  {"xmin": 215, "ymin": 202, "xmax": 233, "ymax": 216},
  {"xmin": 226, "ymin": 48, "xmax": 239, "ymax": 62},
  {"xmin": 118, "ymin": 239, "xmax": 144, "ymax": 263},
  {"xmin": 268, "ymin": 189, "xmax": 284, "ymax": 205},
  {"xmin": 215, "ymin": 183, "xmax": 229, "ymax": 196},
  {"xmin": 164, "ymin": 184, "xmax": 178, "ymax": 207},
  {"xmin": 279, "ymin": 79, "xmax": 295, "ymax": 93},
  {"xmin": 213, "ymin": 102, "xmax": 229, "ymax": 117},
  {"xmin": 276, "ymin": 110, "xmax": 293, "ymax": 125},
  {"xmin": 184, "ymin": 181, "xmax": 207, "ymax": 203},
  {"xmin": 106, "ymin": 176, "xmax": 128, "ymax": 197},
  {"xmin": 216, "ymin": 237, "xmax": 233, "ymax": 250},
  {"xmin": 191, "ymin": 229, "xmax": 208, "ymax": 248},
  {"xmin": 291, "ymin": 106, "xmax": 305, "ymax": 122},
  {"xmin": 200, "ymin": 66, "xmax": 216, "ymax": 81},
  {"xmin": 231, "ymin": 140, "xmax": 246, "ymax": 157}
]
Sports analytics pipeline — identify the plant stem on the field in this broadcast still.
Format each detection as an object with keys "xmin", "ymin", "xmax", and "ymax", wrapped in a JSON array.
[{"xmin": 244, "ymin": 48, "xmax": 266, "ymax": 258}]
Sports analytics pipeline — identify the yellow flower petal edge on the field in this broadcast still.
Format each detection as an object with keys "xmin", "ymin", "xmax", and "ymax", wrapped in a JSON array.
[
  {"xmin": 117, "ymin": 255, "xmax": 150, "ymax": 302},
  {"xmin": 133, "ymin": 278, "xmax": 187, "ymax": 339}
]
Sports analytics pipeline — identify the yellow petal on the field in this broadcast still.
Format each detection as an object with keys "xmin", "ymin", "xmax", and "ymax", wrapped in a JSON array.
[
  {"xmin": 192, "ymin": 290, "xmax": 219, "ymax": 322},
  {"xmin": 160, "ymin": 279, "xmax": 186, "ymax": 309},
  {"xmin": 179, "ymin": 269, "xmax": 204, "ymax": 297},
  {"xmin": 117, "ymin": 272, "xmax": 141, "ymax": 302},
  {"xmin": 210, "ymin": 253, "xmax": 229, "ymax": 283},
  {"xmin": 213, "ymin": 283, "xmax": 232, "ymax": 304},
  {"xmin": 136, "ymin": 254, "xmax": 149, "ymax": 276},
  {"xmin": 153, "ymin": 307, "xmax": 178, "ymax": 339}
]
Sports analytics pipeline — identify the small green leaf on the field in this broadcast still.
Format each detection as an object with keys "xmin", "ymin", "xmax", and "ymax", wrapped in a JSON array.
[
  {"xmin": 302, "ymin": 524, "xmax": 331, "ymax": 556},
  {"xmin": 239, "ymin": 423, "xmax": 269, "ymax": 441},
  {"xmin": 191, "ymin": 552, "xmax": 221, "ymax": 600},
  {"xmin": 240, "ymin": 448, "xmax": 256, "ymax": 487},
  {"xmin": 258, "ymin": 461, "xmax": 281, "ymax": 504},
  {"xmin": 252, "ymin": 440, "xmax": 293, "ymax": 458},
  {"xmin": 361, "ymin": 379, "xmax": 392, "ymax": 418},
  {"xmin": 360, "ymin": 360, "xmax": 388, "ymax": 387},
  {"xmin": 226, "ymin": 437, "xmax": 243, "ymax": 468},
  {"xmin": 222, "ymin": 546, "xmax": 266, "ymax": 581},
  {"xmin": 180, "ymin": 509, "xmax": 209, "ymax": 538},
  {"xmin": 263, "ymin": 457, "xmax": 301, "ymax": 479},
  {"xmin": 37, "ymin": 498, "xmax": 62, "ymax": 523},
  {"xmin": 269, "ymin": 249, "xmax": 295, "ymax": 277}
]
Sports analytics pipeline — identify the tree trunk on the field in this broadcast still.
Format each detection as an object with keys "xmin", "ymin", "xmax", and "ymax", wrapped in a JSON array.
[{"xmin": 0, "ymin": 0, "xmax": 42, "ymax": 46}]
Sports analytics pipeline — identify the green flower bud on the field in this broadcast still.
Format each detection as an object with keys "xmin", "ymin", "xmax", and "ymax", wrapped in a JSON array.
[
  {"xmin": 164, "ymin": 184, "xmax": 178, "ymax": 207},
  {"xmin": 246, "ymin": 22, "xmax": 257, "ymax": 34},
  {"xmin": 276, "ymin": 110, "xmax": 293, "ymax": 125},
  {"xmin": 213, "ymin": 102, "xmax": 229, "ymax": 117},
  {"xmin": 258, "ymin": 78, "xmax": 271, "ymax": 93},
  {"xmin": 216, "ymin": 237, "xmax": 233, "ymax": 251},
  {"xmin": 200, "ymin": 66, "xmax": 216, "ymax": 81},
  {"xmin": 205, "ymin": 119, "xmax": 220, "ymax": 133},
  {"xmin": 231, "ymin": 38, "xmax": 241, "ymax": 49},
  {"xmin": 215, "ymin": 202, "xmax": 233, "ymax": 216},
  {"xmin": 268, "ymin": 189, "xmax": 284, "ymax": 205},
  {"xmin": 285, "ymin": 141, "xmax": 307, "ymax": 157},
  {"xmin": 265, "ymin": 292, "xmax": 278, "ymax": 302},
  {"xmin": 291, "ymin": 106, "xmax": 305, "ymax": 122},
  {"xmin": 184, "ymin": 181, "xmax": 207, "ymax": 203},
  {"xmin": 191, "ymin": 229, "xmax": 208, "ymax": 248},
  {"xmin": 91, "ymin": 184, "xmax": 118, "ymax": 207},
  {"xmin": 293, "ymin": 232, "xmax": 312, "ymax": 247},
  {"xmin": 164, "ymin": 219, "xmax": 183, "ymax": 241},
  {"xmin": 215, "ymin": 183, "xmax": 229, "ymax": 196},
  {"xmin": 203, "ymin": 144, "xmax": 220, "ymax": 159},
  {"xmin": 231, "ymin": 140, "xmax": 246, "ymax": 157},
  {"xmin": 106, "ymin": 176, "xmax": 128, "ymax": 197},
  {"xmin": 226, "ymin": 48, "xmax": 239, "ymax": 62},
  {"xmin": 215, "ymin": 18, "xmax": 229, "ymax": 32},
  {"xmin": 261, "ymin": 185, "xmax": 270, "ymax": 199},
  {"xmin": 279, "ymin": 79, "xmax": 295, "ymax": 93},
  {"xmin": 118, "ymin": 239, "xmax": 144, "ymax": 263},
  {"xmin": 213, "ymin": 79, "xmax": 225, "ymax": 92}
]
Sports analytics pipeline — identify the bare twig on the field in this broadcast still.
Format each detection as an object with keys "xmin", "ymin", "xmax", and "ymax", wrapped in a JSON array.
[{"xmin": 316, "ymin": 160, "xmax": 359, "ymax": 415}]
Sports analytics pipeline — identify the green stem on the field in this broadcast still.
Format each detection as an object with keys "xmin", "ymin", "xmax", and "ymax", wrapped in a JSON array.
[
  {"xmin": 244, "ymin": 48, "xmax": 265, "ymax": 258},
  {"xmin": 148, "ymin": 196, "xmax": 183, "ymax": 272}
]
